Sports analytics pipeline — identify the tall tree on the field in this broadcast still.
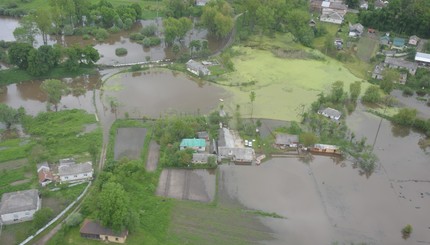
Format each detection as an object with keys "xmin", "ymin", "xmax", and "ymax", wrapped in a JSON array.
[
  {"xmin": 40, "ymin": 79, "xmax": 67, "ymax": 111},
  {"xmin": 201, "ymin": 0, "xmax": 234, "ymax": 38},
  {"xmin": 330, "ymin": 81, "xmax": 345, "ymax": 103},
  {"xmin": 32, "ymin": 9, "xmax": 52, "ymax": 45},
  {"xmin": 380, "ymin": 69, "xmax": 399, "ymax": 93},
  {"xmin": 249, "ymin": 91, "xmax": 256, "ymax": 119},
  {"xmin": 8, "ymin": 43, "xmax": 35, "ymax": 69},
  {"xmin": 349, "ymin": 81, "xmax": 362, "ymax": 103},
  {"xmin": 13, "ymin": 15, "xmax": 39, "ymax": 46},
  {"xmin": 0, "ymin": 104, "xmax": 22, "ymax": 130},
  {"xmin": 96, "ymin": 182, "xmax": 130, "ymax": 231}
]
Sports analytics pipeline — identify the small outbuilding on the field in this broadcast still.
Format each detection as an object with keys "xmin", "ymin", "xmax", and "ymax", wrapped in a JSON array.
[
  {"xmin": 318, "ymin": 107, "xmax": 342, "ymax": 121},
  {"xmin": 349, "ymin": 23, "xmax": 364, "ymax": 37},
  {"xmin": 80, "ymin": 219, "xmax": 128, "ymax": 243},
  {"xmin": 37, "ymin": 162, "xmax": 54, "ymax": 187},
  {"xmin": 311, "ymin": 144, "xmax": 340, "ymax": 155},
  {"xmin": 275, "ymin": 133, "xmax": 299, "ymax": 148},
  {"xmin": 0, "ymin": 189, "xmax": 41, "ymax": 224},
  {"xmin": 186, "ymin": 59, "xmax": 211, "ymax": 76},
  {"xmin": 415, "ymin": 52, "xmax": 430, "ymax": 65},
  {"xmin": 380, "ymin": 35, "xmax": 390, "ymax": 46},
  {"xmin": 192, "ymin": 153, "xmax": 216, "ymax": 164},
  {"xmin": 408, "ymin": 35, "xmax": 420, "ymax": 46}
]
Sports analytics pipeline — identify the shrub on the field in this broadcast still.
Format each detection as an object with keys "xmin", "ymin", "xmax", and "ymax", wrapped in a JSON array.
[
  {"xmin": 130, "ymin": 32, "xmax": 145, "ymax": 41},
  {"xmin": 402, "ymin": 87, "xmax": 414, "ymax": 96},
  {"xmin": 82, "ymin": 34, "xmax": 91, "ymax": 40},
  {"xmin": 416, "ymin": 89, "xmax": 427, "ymax": 96},
  {"xmin": 142, "ymin": 37, "xmax": 161, "ymax": 47},
  {"xmin": 109, "ymin": 26, "xmax": 121, "ymax": 33},
  {"xmin": 141, "ymin": 24, "xmax": 157, "ymax": 37},
  {"xmin": 63, "ymin": 25, "xmax": 74, "ymax": 36},
  {"xmin": 94, "ymin": 28, "xmax": 109, "ymax": 41},
  {"xmin": 130, "ymin": 64, "xmax": 141, "ymax": 71},
  {"xmin": 402, "ymin": 224, "xmax": 412, "ymax": 239},
  {"xmin": 115, "ymin": 48, "xmax": 128, "ymax": 56}
]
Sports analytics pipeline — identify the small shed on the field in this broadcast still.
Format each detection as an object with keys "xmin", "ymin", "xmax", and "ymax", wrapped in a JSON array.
[
  {"xmin": 318, "ymin": 107, "xmax": 342, "ymax": 121},
  {"xmin": 311, "ymin": 144, "xmax": 340, "ymax": 155},
  {"xmin": 197, "ymin": 131, "xmax": 209, "ymax": 140},
  {"xmin": 275, "ymin": 133, "xmax": 299, "ymax": 148},
  {"xmin": 408, "ymin": 35, "xmax": 420, "ymax": 46},
  {"xmin": 80, "ymin": 219, "xmax": 128, "ymax": 243}
]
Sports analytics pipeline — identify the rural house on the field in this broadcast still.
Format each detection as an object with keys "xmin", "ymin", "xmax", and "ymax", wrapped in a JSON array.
[
  {"xmin": 37, "ymin": 162, "xmax": 54, "ymax": 187},
  {"xmin": 186, "ymin": 59, "xmax": 211, "ymax": 76},
  {"xmin": 320, "ymin": 9, "xmax": 344, "ymax": 24},
  {"xmin": 192, "ymin": 153, "xmax": 216, "ymax": 164},
  {"xmin": 58, "ymin": 160, "xmax": 93, "ymax": 183},
  {"xmin": 372, "ymin": 64, "xmax": 384, "ymax": 80},
  {"xmin": 408, "ymin": 35, "xmax": 420, "ymax": 46},
  {"xmin": 349, "ymin": 23, "xmax": 364, "ymax": 37},
  {"xmin": 217, "ymin": 128, "xmax": 255, "ymax": 164},
  {"xmin": 415, "ymin": 52, "xmax": 430, "ymax": 65},
  {"xmin": 0, "ymin": 189, "xmax": 41, "ymax": 224},
  {"xmin": 180, "ymin": 138, "xmax": 206, "ymax": 152},
  {"xmin": 384, "ymin": 57, "xmax": 418, "ymax": 75},
  {"xmin": 380, "ymin": 35, "xmax": 390, "ymax": 46},
  {"xmin": 318, "ymin": 107, "xmax": 342, "ymax": 121},
  {"xmin": 195, "ymin": 0, "xmax": 209, "ymax": 6},
  {"xmin": 391, "ymin": 37, "xmax": 405, "ymax": 50},
  {"xmin": 310, "ymin": 144, "xmax": 340, "ymax": 155},
  {"xmin": 275, "ymin": 133, "xmax": 299, "ymax": 148},
  {"xmin": 80, "ymin": 219, "xmax": 128, "ymax": 243}
]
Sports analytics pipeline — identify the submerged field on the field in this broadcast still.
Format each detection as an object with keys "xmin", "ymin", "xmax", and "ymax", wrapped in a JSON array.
[{"xmin": 218, "ymin": 46, "xmax": 366, "ymax": 121}]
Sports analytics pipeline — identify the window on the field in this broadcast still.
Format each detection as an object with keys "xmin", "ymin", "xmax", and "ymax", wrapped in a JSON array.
[
  {"xmin": 74, "ymin": 175, "xmax": 78, "ymax": 178},
  {"xmin": 115, "ymin": 238, "xmax": 119, "ymax": 241},
  {"xmin": 84, "ymin": 174, "xmax": 87, "ymax": 176}
]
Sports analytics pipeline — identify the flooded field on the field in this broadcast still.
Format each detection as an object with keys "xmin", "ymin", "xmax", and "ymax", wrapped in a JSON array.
[
  {"xmin": 114, "ymin": 128, "xmax": 147, "ymax": 161},
  {"xmin": 156, "ymin": 168, "xmax": 216, "ymax": 203},
  {"xmin": 0, "ymin": 17, "xmax": 226, "ymax": 65},
  {"xmin": 391, "ymin": 90, "xmax": 430, "ymax": 119}
]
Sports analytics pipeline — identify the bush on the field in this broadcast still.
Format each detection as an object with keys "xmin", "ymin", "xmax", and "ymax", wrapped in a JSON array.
[
  {"xmin": 402, "ymin": 87, "xmax": 414, "ymax": 96},
  {"xmin": 130, "ymin": 32, "xmax": 145, "ymax": 41},
  {"xmin": 109, "ymin": 26, "xmax": 121, "ymax": 33},
  {"xmin": 94, "ymin": 28, "xmax": 109, "ymax": 41},
  {"xmin": 115, "ymin": 48, "xmax": 128, "ymax": 56},
  {"xmin": 141, "ymin": 24, "xmax": 157, "ymax": 37},
  {"xmin": 416, "ymin": 89, "xmax": 427, "ymax": 96},
  {"xmin": 142, "ymin": 37, "xmax": 161, "ymax": 47},
  {"xmin": 33, "ymin": 208, "xmax": 54, "ymax": 231},
  {"xmin": 82, "ymin": 34, "xmax": 91, "ymax": 40},
  {"xmin": 130, "ymin": 64, "xmax": 141, "ymax": 71},
  {"xmin": 402, "ymin": 224, "xmax": 412, "ymax": 238}
]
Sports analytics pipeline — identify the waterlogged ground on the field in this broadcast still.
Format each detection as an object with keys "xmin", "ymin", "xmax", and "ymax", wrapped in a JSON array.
[{"xmin": 218, "ymin": 46, "xmax": 368, "ymax": 121}]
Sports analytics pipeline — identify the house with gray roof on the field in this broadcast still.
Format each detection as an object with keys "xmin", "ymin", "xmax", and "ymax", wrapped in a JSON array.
[
  {"xmin": 218, "ymin": 147, "xmax": 254, "ymax": 164},
  {"xmin": 349, "ymin": 23, "xmax": 364, "ymax": 37},
  {"xmin": 80, "ymin": 219, "xmax": 128, "ymax": 243},
  {"xmin": 372, "ymin": 64, "xmax": 384, "ymax": 80},
  {"xmin": 192, "ymin": 153, "xmax": 216, "ymax": 164},
  {"xmin": 58, "ymin": 161, "xmax": 93, "ymax": 183},
  {"xmin": 275, "ymin": 133, "xmax": 299, "ymax": 148},
  {"xmin": 415, "ymin": 52, "xmax": 430, "ymax": 65},
  {"xmin": 318, "ymin": 107, "xmax": 342, "ymax": 121},
  {"xmin": 320, "ymin": 9, "xmax": 344, "ymax": 24},
  {"xmin": 0, "ymin": 189, "xmax": 41, "ymax": 224},
  {"xmin": 384, "ymin": 57, "xmax": 418, "ymax": 75},
  {"xmin": 186, "ymin": 59, "xmax": 211, "ymax": 76}
]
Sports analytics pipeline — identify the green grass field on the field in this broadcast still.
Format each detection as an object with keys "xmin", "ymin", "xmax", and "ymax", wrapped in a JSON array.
[
  {"xmin": 357, "ymin": 36, "xmax": 379, "ymax": 62},
  {"xmin": 0, "ymin": 138, "xmax": 33, "ymax": 163},
  {"xmin": 217, "ymin": 46, "xmax": 367, "ymax": 121}
]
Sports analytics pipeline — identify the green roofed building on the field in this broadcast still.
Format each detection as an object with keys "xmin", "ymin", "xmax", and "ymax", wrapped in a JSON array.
[{"xmin": 180, "ymin": 138, "xmax": 206, "ymax": 152}]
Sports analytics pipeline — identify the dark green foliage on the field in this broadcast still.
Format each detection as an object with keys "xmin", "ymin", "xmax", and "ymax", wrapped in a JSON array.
[
  {"xmin": 115, "ymin": 47, "xmax": 128, "ymax": 56},
  {"xmin": 349, "ymin": 81, "xmax": 362, "ymax": 103},
  {"xmin": 201, "ymin": 0, "xmax": 234, "ymax": 38},
  {"xmin": 8, "ymin": 42, "xmax": 34, "ymax": 69},
  {"xmin": 0, "ymin": 104, "xmax": 23, "ymax": 129},
  {"xmin": 33, "ymin": 208, "xmax": 54, "ymax": 231},
  {"xmin": 362, "ymin": 85, "xmax": 382, "ymax": 104},
  {"xmin": 27, "ymin": 45, "xmax": 60, "ymax": 76},
  {"xmin": 402, "ymin": 87, "xmax": 414, "ymax": 96},
  {"xmin": 96, "ymin": 181, "xmax": 130, "ymax": 231},
  {"xmin": 392, "ymin": 108, "xmax": 417, "ymax": 127}
]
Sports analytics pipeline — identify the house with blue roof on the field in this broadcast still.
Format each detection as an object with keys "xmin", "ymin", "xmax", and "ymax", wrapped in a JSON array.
[
  {"xmin": 180, "ymin": 138, "xmax": 206, "ymax": 152},
  {"xmin": 391, "ymin": 37, "xmax": 405, "ymax": 50}
]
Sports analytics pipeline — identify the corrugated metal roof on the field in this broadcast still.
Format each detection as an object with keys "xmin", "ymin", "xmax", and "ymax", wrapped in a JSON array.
[
  {"xmin": 180, "ymin": 138, "xmax": 206, "ymax": 148},
  {"xmin": 415, "ymin": 52, "xmax": 430, "ymax": 63}
]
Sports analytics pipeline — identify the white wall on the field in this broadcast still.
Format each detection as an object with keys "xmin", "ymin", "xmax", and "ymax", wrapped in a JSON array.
[
  {"xmin": 0, "ymin": 196, "xmax": 41, "ymax": 224},
  {"xmin": 60, "ymin": 171, "xmax": 93, "ymax": 182}
]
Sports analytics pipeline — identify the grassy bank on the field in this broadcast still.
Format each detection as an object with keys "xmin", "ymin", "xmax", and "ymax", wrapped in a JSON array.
[
  {"xmin": 0, "ymin": 66, "xmax": 97, "ymax": 86},
  {"xmin": 217, "ymin": 45, "xmax": 367, "ymax": 121}
]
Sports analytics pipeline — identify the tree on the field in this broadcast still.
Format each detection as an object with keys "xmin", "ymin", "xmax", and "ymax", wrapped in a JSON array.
[
  {"xmin": 392, "ymin": 108, "xmax": 417, "ymax": 126},
  {"xmin": 362, "ymin": 85, "xmax": 382, "ymax": 103},
  {"xmin": 27, "ymin": 45, "xmax": 60, "ymax": 76},
  {"xmin": 380, "ymin": 69, "xmax": 400, "ymax": 93},
  {"xmin": 249, "ymin": 91, "xmax": 256, "ymax": 119},
  {"xmin": 300, "ymin": 132, "xmax": 318, "ymax": 147},
  {"xmin": 345, "ymin": 0, "xmax": 360, "ymax": 8},
  {"xmin": 41, "ymin": 79, "xmax": 67, "ymax": 111},
  {"xmin": 163, "ymin": 17, "xmax": 192, "ymax": 45},
  {"xmin": 97, "ymin": 182, "xmax": 130, "ymax": 231},
  {"xmin": 33, "ymin": 208, "xmax": 54, "ymax": 231},
  {"xmin": 8, "ymin": 43, "xmax": 35, "ymax": 69},
  {"xmin": 13, "ymin": 15, "xmax": 39, "ymax": 46},
  {"xmin": 0, "ymin": 104, "xmax": 22, "ymax": 129},
  {"xmin": 201, "ymin": 0, "xmax": 234, "ymax": 38},
  {"xmin": 349, "ymin": 81, "xmax": 362, "ymax": 103},
  {"xmin": 32, "ymin": 9, "xmax": 53, "ymax": 45},
  {"xmin": 330, "ymin": 81, "xmax": 345, "ymax": 103}
]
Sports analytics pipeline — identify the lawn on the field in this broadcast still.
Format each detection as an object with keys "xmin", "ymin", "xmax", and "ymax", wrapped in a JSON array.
[
  {"xmin": 0, "ymin": 138, "xmax": 33, "ymax": 163},
  {"xmin": 217, "ymin": 46, "xmax": 366, "ymax": 121},
  {"xmin": 356, "ymin": 36, "xmax": 379, "ymax": 62}
]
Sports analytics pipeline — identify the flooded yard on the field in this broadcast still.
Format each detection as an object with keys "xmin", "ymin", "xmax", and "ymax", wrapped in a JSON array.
[
  {"xmin": 114, "ymin": 128, "xmax": 147, "ymax": 161},
  {"xmin": 156, "ymin": 168, "xmax": 216, "ymax": 203}
]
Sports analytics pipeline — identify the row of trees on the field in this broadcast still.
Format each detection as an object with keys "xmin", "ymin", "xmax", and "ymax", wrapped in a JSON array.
[
  {"xmin": 359, "ymin": 0, "xmax": 430, "ymax": 38},
  {"xmin": 8, "ymin": 42, "xmax": 99, "ymax": 75}
]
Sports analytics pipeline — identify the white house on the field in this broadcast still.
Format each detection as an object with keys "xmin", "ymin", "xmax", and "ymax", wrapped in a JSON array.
[
  {"xmin": 0, "ymin": 189, "xmax": 41, "ymax": 224},
  {"xmin": 186, "ymin": 59, "xmax": 211, "ymax": 76},
  {"xmin": 318, "ymin": 107, "xmax": 342, "ymax": 121},
  {"xmin": 58, "ymin": 161, "xmax": 93, "ymax": 183}
]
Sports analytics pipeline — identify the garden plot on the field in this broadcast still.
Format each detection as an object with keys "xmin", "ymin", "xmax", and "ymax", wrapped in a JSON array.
[
  {"xmin": 156, "ymin": 169, "xmax": 216, "ymax": 203},
  {"xmin": 145, "ymin": 141, "xmax": 160, "ymax": 172},
  {"xmin": 114, "ymin": 127, "xmax": 147, "ymax": 160}
]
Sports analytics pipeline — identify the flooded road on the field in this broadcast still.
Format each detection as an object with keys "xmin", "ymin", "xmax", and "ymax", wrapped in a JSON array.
[{"xmin": 0, "ymin": 17, "xmax": 226, "ymax": 65}]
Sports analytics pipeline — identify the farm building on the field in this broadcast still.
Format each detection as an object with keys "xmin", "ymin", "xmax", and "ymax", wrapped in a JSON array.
[
  {"xmin": 372, "ymin": 64, "xmax": 384, "ymax": 80},
  {"xmin": 0, "ymin": 189, "xmax": 41, "ymax": 224},
  {"xmin": 408, "ymin": 35, "xmax": 420, "ymax": 46},
  {"xmin": 180, "ymin": 138, "xmax": 206, "ymax": 152},
  {"xmin": 37, "ymin": 162, "xmax": 54, "ymax": 187},
  {"xmin": 384, "ymin": 57, "xmax": 418, "ymax": 75},
  {"xmin": 320, "ymin": 9, "xmax": 344, "ymax": 24},
  {"xmin": 318, "ymin": 107, "xmax": 342, "ymax": 121},
  {"xmin": 275, "ymin": 133, "xmax": 299, "ymax": 148},
  {"xmin": 218, "ymin": 147, "xmax": 254, "ymax": 164},
  {"xmin": 186, "ymin": 59, "xmax": 211, "ymax": 76},
  {"xmin": 349, "ymin": 23, "xmax": 364, "ymax": 37},
  {"xmin": 192, "ymin": 153, "xmax": 216, "ymax": 164},
  {"xmin": 380, "ymin": 36, "xmax": 390, "ymax": 46},
  {"xmin": 80, "ymin": 219, "xmax": 128, "ymax": 243},
  {"xmin": 58, "ymin": 160, "xmax": 93, "ymax": 183},
  {"xmin": 415, "ymin": 52, "xmax": 430, "ymax": 65},
  {"xmin": 391, "ymin": 37, "xmax": 406, "ymax": 50},
  {"xmin": 311, "ymin": 144, "xmax": 340, "ymax": 155}
]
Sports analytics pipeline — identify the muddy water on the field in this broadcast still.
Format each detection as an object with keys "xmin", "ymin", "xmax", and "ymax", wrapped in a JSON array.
[
  {"xmin": 391, "ymin": 90, "xmax": 430, "ymax": 119},
  {"xmin": 0, "ymin": 74, "xmax": 101, "ymax": 116},
  {"xmin": 0, "ymin": 17, "xmax": 225, "ymax": 65}
]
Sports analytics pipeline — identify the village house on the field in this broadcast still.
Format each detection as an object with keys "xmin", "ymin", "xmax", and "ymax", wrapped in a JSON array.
[
  {"xmin": 217, "ymin": 128, "xmax": 255, "ymax": 164},
  {"xmin": 0, "ymin": 189, "xmax": 41, "ymax": 224},
  {"xmin": 374, "ymin": 0, "xmax": 387, "ymax": 9},
  {"xmin": 80, "ymin": 219, "xmax": 128, "ymax": 243},
  {"xmin": 380, "ymin": 35, "xmax": 390, "ymax": 46},
  {"xmin": 180, "ymin": 138, "xmax": 206, "ymax": 152},
  {"xmin": 415, "ymin": 52, "xmax": 430, "ymax": 66},
  {"xmin": 372, "ymin": 64, "xmax": 384, "ymax": 80},
  {"xmin": 408, "ymin": 35, "xmax": 420, "ymax": 46},
  {"xmin": 192, "ymin": 153, "xmax": 216, "ymax": 164},
  {"xmin": 186, "ymin": 59, "xmax": 211, "ymax": 76},
  {"xmin": 275, "ymin": 133, "xmax": 299, "ymax": 148},
  {"xmin": 349, "ymin": 23, "xmax": 364, "ymax": 37},
  {"xmin": 310, "ymin": 144, "xmax": 340, "ymax": 155},
  {"xmin": 58, "ymin": 159, "xmax": 93, "ymax": 183},
  {"xmin": 37, "ymin": 162, "xmax": 54, "ymax": 187},
  {"xmin": 197, "ymin": 131, "xmax": 209, "ymax": 141},
  {"xmin": 391, "ymin": 37, "xmax": 406, "ymax": 50},
  {"xmin": 384, "ymin": 57, "xmax": 418, "ymax": 75},
  {"xmin": 318, "ymin": 107, "xmax": 342, "ymax": 121},
  {"xmin": 320, "ymin": 8, "xmax": 344, "ymax": 24}
]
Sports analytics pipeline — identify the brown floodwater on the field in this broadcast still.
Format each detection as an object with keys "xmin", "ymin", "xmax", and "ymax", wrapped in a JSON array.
[
  {"xmin": 391, "ymin": 90, "xmax": 430, "ymax": 119},
  {"xmin": 0, "ymin": 17, "xmax": 226, "ymax": 65}
]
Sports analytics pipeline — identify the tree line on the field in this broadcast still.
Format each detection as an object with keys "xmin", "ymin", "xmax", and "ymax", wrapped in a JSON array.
[{"xmin": 359, "ymin": 0, "xmax": 430, "ymax": 38}]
